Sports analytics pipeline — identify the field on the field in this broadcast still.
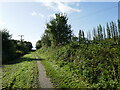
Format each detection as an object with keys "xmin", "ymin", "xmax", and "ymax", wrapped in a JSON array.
[{"xmin": 2, "ymin": 52, "xmax": 39, "ymax": 89}]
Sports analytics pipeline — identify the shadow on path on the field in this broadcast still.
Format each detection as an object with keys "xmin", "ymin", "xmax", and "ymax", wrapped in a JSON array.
[{"xmin": 3, "ymin": 57, "xmax": 45, "ymax": 65}]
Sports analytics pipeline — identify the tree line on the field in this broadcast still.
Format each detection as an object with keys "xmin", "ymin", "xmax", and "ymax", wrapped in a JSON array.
[
  {"xmin": 36, "ymin": 13, "xmax": 120, "ymax": 49},
  {"xmin": 1, "ymin": 29, "xmax": 33, "ymax": 64}
]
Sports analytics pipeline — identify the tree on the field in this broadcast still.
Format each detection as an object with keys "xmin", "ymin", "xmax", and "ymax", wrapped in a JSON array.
[
  {"xmin": 99, "ymin": 24, "xmax": 103, "ymax": 40},
  {"xmin": 103, "ymin": 26, "xmax": 106, "ymax": 39},
  {"xmin": 106, "ymin": 23, "xmax": 111, "ymax": 39},
  {"xmin": 93, "ymin": 28, "xmax": 97, "ymax": 40},
  {"xmin": 45, "ymin": 13, "xmax": 72, "ymax": 47},
  {"xmin": 1, "ymin": 29, "xmax": 16, "ymax": 63},
  {"xmin": 16, "ymin": 41, "xmax": 32, "ymax": 53},
  {"xmin": 41, "ymin": 33, "xmax": 51, "ymax": 47},
  {"xmin": 36, "ymin": 40, "xmax": 42, "ymax": 49},
  {"xmin": 97, "ymin": 24, "xmax": 103, "ymax": 40},
  {"xmin": 118, "ymin": 19, "xmax": 120, "ymax": 36},
  {"xmin": 24, "ymin": 41, "xmax": 33, "ymax": 51},
  {"xmin": 79, "ymin": 30, "xmax": 85, "ymax": 44},
  {"xmin": 88, "ymin": 31, "xmax": 91, "ymax": 40},
  {"xmin": 110, "ymin": 21, "xmax": 116, "ymax": 39},
  {"xmin": 71, "ymin": 35, "xmax": 78, "ymax": 42}
]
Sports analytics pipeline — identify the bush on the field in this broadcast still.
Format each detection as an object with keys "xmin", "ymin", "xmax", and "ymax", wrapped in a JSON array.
[{"xmin": 37, "ymin": 42, "xmax": 120, "ymax": 88}]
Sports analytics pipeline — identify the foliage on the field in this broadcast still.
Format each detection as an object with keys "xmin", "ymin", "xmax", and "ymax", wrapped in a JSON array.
[
  {"xmin": 36, "ymin": 14, "xmax": 120, "ymax": 88},
  {"xmin": 42, "ymin": 13, "xmax": 72, "ymax": 47},
  {"xmin": 71, "ymin": 35, "xmax": 78, "ymax": 42},
  {"xmin": 1, "ymin": 29, "xmax": 33, "ymax": 63},
  {"xmin": 41, "ymin": 33, "xmax": 51, "ymax": 47},
  {"xmin": 36, "ymin": 40, "xmax": 42, "ymax": 49},
  {"xmin": 2, "ymin": 52, "xmax": 39, "ymax": 89},
  {"xmin": 16, "ymin": 41, "xmax": 32, "ymax": 54},
  {"xmin": 41, "ymin": 59, "xmax": 88, "ymax": 88},
  {"xmin": 1, "ymin": 29, "xmax": 16, "ymax": 63},
  {"xmin": 37, "ymin": 42, "xmax": 120, "ymax": 88},
  {"xmin": 78, "ymin": 30, "xmax": 85, "ymax": 44}
]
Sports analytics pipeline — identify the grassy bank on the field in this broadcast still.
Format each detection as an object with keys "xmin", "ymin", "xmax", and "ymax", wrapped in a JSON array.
[
  {"xmin": 36, "ymin": 43, "xmax": 120, "ymax": 89},
  {"xmin": 2, "ymin": 52, "xmax": 39, "ymax": 89},
  {"xmin": 41, "ymin": 59, "xmax": 89, "ymax": 88}
]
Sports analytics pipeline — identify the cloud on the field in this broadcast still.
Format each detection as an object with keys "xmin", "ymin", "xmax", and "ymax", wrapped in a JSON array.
[
  {"xmin": 41, "ymin": 1, "xmax": 81, "ymax": 13},
  {"xmin": 57, "ymin": 2, "xmax": 81, "ymax": 13},
  {"xmin": 0, "ymin": 0, "xmax": 119, "ymax": 2},
  {"xmin": 31, "ymin": 11, "xmax": 44, "ymax": 18},
  {"xmin": 36, "ymin": 0, "xmax": 82, "ymax": 2},
  {"xmin": 31, "ymin": 11, "xmax": 37, "ymax": 16}
]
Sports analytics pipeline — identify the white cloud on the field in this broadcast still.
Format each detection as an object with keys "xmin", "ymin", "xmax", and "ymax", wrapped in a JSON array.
[
  {"xmin": 41, "ymin": 1, "xmax": 81, "ymax": 13},
  {"xmin": 31, "ymin": 11, "xmax": 37, "ymax": 16},
  {"xmin": 0, "ymin": 0, "xmax": 119, "ymax": 2},
  {"xmin": 31, "ymin": 11, "xmax": 44, "ymax": 18},
  {"xmin": 4, "ymin": 0, "xmax": 80, "ymax": 2},
  {"xmin": 57, "ymin": 2, "xmax": 81, "ymax": 13}
]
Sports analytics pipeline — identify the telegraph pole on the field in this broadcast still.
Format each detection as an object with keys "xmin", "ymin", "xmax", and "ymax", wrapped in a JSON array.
[{"xmin": 18, "ymin": 35, "xmax": 24, "ymax": 42}]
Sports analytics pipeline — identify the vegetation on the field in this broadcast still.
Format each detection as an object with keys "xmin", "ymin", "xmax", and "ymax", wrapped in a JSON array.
[
  {"xmin": 2, "ymin": 12, "xmax": 120, "ymax": 88},
  {"xmin": 36, "ymin": 40, "xmax": 42, "ymax": 49},
  {"xmin": 1, "ymin": 29, "xmax": 33, "ymax": 64},
  {"xmin": 40, "ymin": 13, "xmax": 72, "ymax": 47},
  {"xmin": 36, "ymin": 13, "xmax": 120, "ymax": 89},
  {"xmin": 36, "ymin": 42, "xmax": 120, "ymax": 88},
  {"xmin": 2, "ymin": 52, "xmax": 39, "ymax": 89}
]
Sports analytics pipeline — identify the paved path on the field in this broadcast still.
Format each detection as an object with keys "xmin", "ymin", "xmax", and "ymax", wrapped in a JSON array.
[{"xmin": 34, "ymin": 53, "xmax": 53, "ymax": 88}]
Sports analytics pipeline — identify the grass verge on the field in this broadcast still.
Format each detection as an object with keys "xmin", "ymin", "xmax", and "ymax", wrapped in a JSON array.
[
  {"xmin": 41, "ymin": 59, "xmax": 88, "ymax": 88},
  {"xmin": 2, "ymin": 52, "xmax": 39, "ymax": 89},
  {"xmin": 36, "ymin": 44, "xmax": 120, "ymax": 89}
]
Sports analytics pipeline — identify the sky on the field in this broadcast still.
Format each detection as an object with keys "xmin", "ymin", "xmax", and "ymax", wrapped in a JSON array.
[{"xmin": 0, "ymin": 1, "xmax": 119, "ymax": 48}]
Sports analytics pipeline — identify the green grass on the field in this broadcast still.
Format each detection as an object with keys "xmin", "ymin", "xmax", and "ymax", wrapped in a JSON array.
[
  {"xmin": 36, "ymin": 47, "xmax": 89, "ymax": 88},
  {"xmin": 36, "ymin": 44, "xmax": 120, "ymax": 89},
  {"xmin": 41, "ymin": 59, "xmax": 88, "ymax": 88},
  {"xmin": 2, "ymin": 52, "xmax": 39, "ymax": 89}
]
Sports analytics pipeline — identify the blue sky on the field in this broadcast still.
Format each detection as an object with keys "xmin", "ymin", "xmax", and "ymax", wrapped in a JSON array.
[{"xmin": 0, "ymin": 1, "xmax": 118, "ymax": 48}]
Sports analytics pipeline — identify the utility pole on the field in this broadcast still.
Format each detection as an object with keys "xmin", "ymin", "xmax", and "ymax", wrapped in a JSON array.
[{"xmin": 18, "ymin": 35, "xmax": 24, "ymax": 42}]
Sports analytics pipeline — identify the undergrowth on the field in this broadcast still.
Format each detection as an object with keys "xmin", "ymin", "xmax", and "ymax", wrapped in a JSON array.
[
  {"xmin": 36, "ymin": 43, "xmax": 120, "ymax": 89},
  {"xmin": 2, "ymin": 52, "xmax": 39, "ymax": 89}
]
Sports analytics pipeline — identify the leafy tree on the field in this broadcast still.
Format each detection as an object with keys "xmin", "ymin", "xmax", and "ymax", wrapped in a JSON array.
[
  {"xmin": 118, "ymin": 19, "xmax": 120, "ymax": 36},
  {"xmin": 103, "ymin": 26, "xmax": 106, "ymax": 39},
  {"xmin": 93, "ymin": 28, "xmax": 97, "ymax": 40},
  {"xmin": 16, "ymin": 41, "xmax": 32, "ymax": 53},
  {"xmin": 97, "ymin": 24, "xmax": 103, "ymax": 40},
  {"xmin": 106, "ymin": 23, "xmax": 111, "ymax": 39},
  {"xmin": 36, "ymin": 40, "xmax": 42, "ymax": 49},
  {"xmin": 114, "ymin": 23, "xmax": 118, "ymax": 38},
  {"xmin": 99, "ymin": 24, "xmax": 103, "ymax": 40},
  {"xmin": 41, "ymin": 33, "xmax": 51, "ymax": 47},
  {"xmin": 1, "ymin": 29, "xmax": 33, "ymax": 63},
  {"xmin": 71, "ymin": 35, "xmax": 78, "ymax": 42},
  {"xmin": 46, "ymin": 13, "xmax": 72, "ymax": 46},
  {"xmin": 79, "ymin": 30, "xmax": 85, "ymax": 44},
  {"xmin": 1, "ymin": 29, "xmax": 16, "ymax": 63},
  {"xmin": 24, "ymin": 41, "xmax": 33, "ymax": 51}
]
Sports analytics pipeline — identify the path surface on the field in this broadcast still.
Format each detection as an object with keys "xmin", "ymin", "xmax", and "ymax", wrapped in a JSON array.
[{"xmin": 34, "ymin": 53, "xmax": 53, "ymax": 88}]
